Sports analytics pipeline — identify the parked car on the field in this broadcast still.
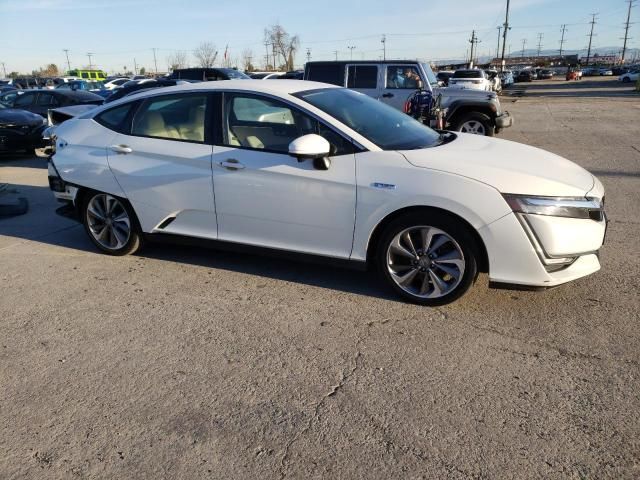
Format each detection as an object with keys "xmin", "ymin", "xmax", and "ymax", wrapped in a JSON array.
[
  {"xmin": 582, "ymin": 67, "xmax": 599, "ymax": 77},
  {"xmin": 598, "ymin": 68, "xmax": 613, "ymax": 76},
  {"xmin": 516, "ymin": 71, "xmax": 534, "ymax": 82},
  {"xmin": 0, "ymin": 89, "xmax": 24, "ymax": 106},
  {"xmin": 436, "ymin": 71, "xmax": 455, "ymax": 86},
  {"xmin": 0, "ymin": 85, "xmax": 17, "ymax": 95},
  {"xmin": 2, "ymin": 89, "xmax": 103, "ymax": 117},
  {"xmin": 275, "ymin": 70, "xmax": 304, "ymax": 79},
  {"xmin": 0, "ymin": 103, "xmax": 47, "ymax": 153},
  {"xmin": 56, "ymin": 80, "xmax": 111, "ymax": 98},
  {"xmin": 304, "ymin": 60, "xmax": 512, "ymax": 136},
  {"xmin": 167, "ymin": 68, "xmax": 250, "ymax": 81},
  {"xmin": 538, "ymin": 69, "xmax": 554, "ymax": 80},
  {"xmin": 498, "ymin": 70, "xmax": 514, "ymax": 87},
  {"xmin": 105, "ymin": 78, "xmax": 181, "ymax": 103},
  {"xmin": 103, "ymin": 78, "xmax": 131, "ymax": 90},
  {"xmin": 249, "ymin": 72, "xmax": 285, "ymax": 79},
  {"xmin": 448, "ymin": 69, "xmax": 492, "ymax": 91},
  {"xmin": 619, "ymin": 70, "xmax": 640, "ymax": 83},
  {"xmin": 612, "ymin": 66, "xmax": 629, "ymax": 76},
  {"xmin": 47, "ymin": 80, "xmax": 606, "ymax": 305}
]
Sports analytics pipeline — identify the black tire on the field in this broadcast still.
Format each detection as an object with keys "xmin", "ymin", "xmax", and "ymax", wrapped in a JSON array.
[
  {"xmin": 453, "ymin": 112, "xmax": 495, "ymax": 137},
  {"xmin": 375, "ymin": 211, "xmax": 479, "ymax": 306},
  {"xmin": 81, "ymin": 190, "xmax": 142, "ymax": 256},
  {"xmin": 622, "ymin": 77, "xmax": 631, "ymax": 83}
]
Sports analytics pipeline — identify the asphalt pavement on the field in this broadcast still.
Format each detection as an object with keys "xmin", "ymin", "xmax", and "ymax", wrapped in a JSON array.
[{"xmin": 1, "ymin": 77, "xmax": 639, "ymax": 479}]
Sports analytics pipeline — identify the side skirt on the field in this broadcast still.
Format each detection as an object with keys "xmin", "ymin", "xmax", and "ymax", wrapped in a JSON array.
[{"xmin": 143, "ymin": 232, "xmax": 369, "ymax": 272}]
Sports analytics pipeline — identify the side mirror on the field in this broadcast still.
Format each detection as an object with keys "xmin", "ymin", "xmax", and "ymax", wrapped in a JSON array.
[{"xmin": 289, "ymin": 134, "xmax": 331, "ymax": 169}]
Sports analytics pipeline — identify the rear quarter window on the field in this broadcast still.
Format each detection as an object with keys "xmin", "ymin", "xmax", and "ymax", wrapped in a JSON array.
[
  {"xmin": 306, "ymin": 64, "xmax": 345, "ymax": 86},
  {"xmin": 94, "ymin": 103, "xmax": 133, "ymax": 133}
]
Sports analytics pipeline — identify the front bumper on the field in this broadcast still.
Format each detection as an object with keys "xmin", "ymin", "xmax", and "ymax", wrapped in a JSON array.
[
  {"xmin": 478, "ymin": 211, "xmax": 605, "ymax": 288},
  {"xmin": 495, "ymin": 111, "xmax": 513, "ymax": 130}
]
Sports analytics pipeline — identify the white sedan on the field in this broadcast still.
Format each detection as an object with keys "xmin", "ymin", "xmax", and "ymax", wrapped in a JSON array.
[
  {"xmin": 619, "ymin": 70, "xmax": 639, "ymax": 83},
  {"xmin": 47, "ymin": 80, "xmax": 606, "ymax": 305}
]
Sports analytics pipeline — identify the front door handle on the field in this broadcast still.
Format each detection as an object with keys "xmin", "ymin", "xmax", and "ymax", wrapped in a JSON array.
[
  {"xmin": 110, "ymin": 144, "xmax": 132, "ymax": 154},
  {"xmin": 220, "ymin": 159, "xmax": 245, "ymax": 170},
  {"xmin": 382, "ymin": 92, "xmax": 394, "ymax": 98}
]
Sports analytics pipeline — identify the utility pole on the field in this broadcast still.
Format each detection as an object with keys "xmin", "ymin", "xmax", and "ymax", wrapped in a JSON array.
[
  {"xmin": 468, "ymin": 30, "xmax": 480, "ymax": 67},
  {"xmin": 500, "ymin": 0, "xmax": 511, "ymax": 70},
  {"xmin": 333, "ymin": 50, "xmax": 338, "ymax": 61},
  {"xmin": 381, "ymin": 34, "xmax": 386, "ymax": 60},
  {"xmin": 521, "ymin": 38, "xmax": 527, "ymax": 59},
  {"xmin": 536, "ymin": 33, "xmax": 544, "ymax": 57},
  {"xmin": 152, "ymin": 48, "xmax": 158, "ymax": 75},
  {"xmin": 264, "ymin": 41, "xmax": 270, "ymax": 70},
  {"xmin": 496, "ymin": 26, "xmax": 502, "ymax": 59},
  {"xmin": 87, "ymin": 52, "xmax": 94, "ymax": 70},
  {"xmin": 585, "ymin": 13, "xmax": 597, "ymax": 66},
  {"xmin": 133, "ymin": 58, "xmax": 138, "ymax": 75},
  {"xmin": 1, "ymin": 62, "xmax": 6, "ymax": 78},
  {"xmin": 306, "ymin": 48, "xmax": 311, "ymax": 63},
  {"xmin": 348, "ymin": 45, "xmax": 356, "ymax": 60},
  {"xmin": 63, "ymin": 49, "xmax": 72, "ymax": 72},
  {"xmin": 559, "ymin": 24, "xmax": 567, "ymax": 57},
  {"xmin": 621, "ymin": 0, "xmax": 636, "ymax": 64}
]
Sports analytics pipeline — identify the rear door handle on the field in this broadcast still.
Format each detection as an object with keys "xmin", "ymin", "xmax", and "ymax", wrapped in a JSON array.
[
  {"xmin": 110, "ymin": 144, "xmax": 132, "ymax": 154},
  {"xmin": 382, "ymin": 93, "xmax": 394, "ymax": 98},
  {"xmin": 219, "ymin": 159, "xmax": 245, "ymax": 170}
]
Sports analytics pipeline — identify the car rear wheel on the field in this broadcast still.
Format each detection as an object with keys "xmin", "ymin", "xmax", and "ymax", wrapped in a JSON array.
[
  {"xmin": 376, "ymin": 212, "xmax": 478, "ymax": 305},
  {"xmin": 622, "ymin": 77, "xmax": 631, "ymax": 83},
  {"xmin": 82, "ymin": 192, "xmax": 141, "ymax": 256},
  {"xmin": 454, "ymin": 112, "xmax": 495, "ymax": 137}
]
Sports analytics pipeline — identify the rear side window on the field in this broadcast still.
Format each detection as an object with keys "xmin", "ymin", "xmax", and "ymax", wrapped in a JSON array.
[
  {"xmin": 37, "ymin": 93, "xmax": 59, "ymax": 107},
  {"xmin": 132, "ymin": 94, "xmax": 208, "ymax": 142},
  {"xmin": 95, "ymin": 104, "xmax": 133, "ymax": 133},
  {"xmin": 305, "ymin": 64, "xmax": 344, "ymax": 86},
  {"xmin": 347, "ymin": 65, "xmax": 378, "ymax": 89}
]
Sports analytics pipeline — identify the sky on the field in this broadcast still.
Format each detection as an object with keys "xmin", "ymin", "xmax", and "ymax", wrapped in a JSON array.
[{"xmin": 0, "ymin": 0, "xmax": 637, "ymax": 75}]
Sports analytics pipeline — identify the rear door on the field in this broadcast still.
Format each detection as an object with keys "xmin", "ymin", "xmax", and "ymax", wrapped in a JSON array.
[
  {"xmin": 105, "ymin": 93, "xmax": 217, "ymax": 238},
  {"xmin": 34, "ymin": 92, "xmax": 60, "ymax": 117},
  {"xmin": 12, "ymin": 91, "xmax": 37, "ymax": 113},
  {"xmin": 380, "ymin": 64, "xmax": 421, "ymax": 110},
  {"xmin": 345, "ymin": 64, "xmax": 379, "ymax": 99}
]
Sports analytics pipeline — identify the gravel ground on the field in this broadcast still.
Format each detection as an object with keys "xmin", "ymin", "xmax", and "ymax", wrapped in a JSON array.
[{"xmin": 1, "ymin": 77, "xmax": 639, "ymax": 479}]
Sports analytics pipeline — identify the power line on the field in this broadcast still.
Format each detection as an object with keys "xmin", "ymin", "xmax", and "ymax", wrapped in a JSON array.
[
  {"xmin": 585, "ymin": 13, "xmax": 597, "ymax": 66},
  {"xmin": 621, "ymin": 0, "xmax": 636, "ymax": 63}
]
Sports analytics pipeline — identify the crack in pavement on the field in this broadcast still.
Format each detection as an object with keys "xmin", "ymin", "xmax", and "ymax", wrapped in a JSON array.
[{"xmin": 278, "ymin": 341, "xmax": 363, "ymax": 479}]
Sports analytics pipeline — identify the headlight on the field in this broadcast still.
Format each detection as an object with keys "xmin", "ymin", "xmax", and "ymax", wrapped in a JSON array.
[{"xmin": 503, "ymin": 194, "xmax": 603, "ymax": 220}]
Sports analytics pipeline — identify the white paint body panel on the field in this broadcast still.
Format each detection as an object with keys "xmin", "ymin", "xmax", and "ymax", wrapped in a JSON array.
[{"xmin": 525, "ymin": 214, "xmax": 606, "ymax": 257}]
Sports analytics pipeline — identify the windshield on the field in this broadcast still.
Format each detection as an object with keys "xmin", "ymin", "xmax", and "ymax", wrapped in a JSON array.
[
  {"xmin": 296, "ymin": 88, "xmax": 441, "ymax": 150},
  {"xmin": 453, "ymin": 70, "xmax": 484, "ymax": 78},
  {"xmin": 421, "ymin": 63, "xmax": 439, "ymax": 87},
  {"xmin": 219, "ymin": 69, "xmax": 250, "ymax": 79}
]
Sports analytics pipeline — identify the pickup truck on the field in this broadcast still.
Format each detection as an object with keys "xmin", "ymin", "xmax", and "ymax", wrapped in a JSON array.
[{"xmin": 304, "ymin": 60, "xmax": 513, "ymax": 136}]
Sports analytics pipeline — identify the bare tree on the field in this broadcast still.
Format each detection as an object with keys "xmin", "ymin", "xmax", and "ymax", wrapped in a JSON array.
[
  {"xmin": 193, "ymin": 42, "xmax": 218, "ymax": 68},
  {"xmin": 264, "ymin": 24, "xmax": 300, "ymax": 71},
  {"xmin": 241, "ymin": 49, "xmax": 254, "ymax": 72},
  {"xmin": 166, "ymin": 50, "xmax": 188, "ymax": 71}
]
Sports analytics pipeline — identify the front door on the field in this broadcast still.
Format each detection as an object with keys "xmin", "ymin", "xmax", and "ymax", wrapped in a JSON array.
[
  {"xmin": 106, "ymin": 93, "xmax": 217, "ymax": 238},
  {"xmin": 211, "ymin": 92, "xmax": 357, "ymax": 259},
  {"xmin": 380, "ymin": 64, "xmax": 422, "ymax": 111}
]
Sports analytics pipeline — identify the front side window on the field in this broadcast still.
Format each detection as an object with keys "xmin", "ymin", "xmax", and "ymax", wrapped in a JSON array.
[
  {"xmin": 386, "ymin": 65, "xmax": 421, "ymax": 89},
  {"xmin": 132, "ymin": 94, "xmax": 207, "ymax": 142},
  {"xmin": 347, "ymin": 65, "xmax": 378, "ymax": 89},
  {"xmin": 224, "ymin": 93, "xmax": 354, "ymax": 155},
  {"xmin": 296, "ymin": 88, "xmax": 441, "ymax": 150},
  {"xmin": 14, "ymin": 93, "xmax": 35, "ymax": 107}
]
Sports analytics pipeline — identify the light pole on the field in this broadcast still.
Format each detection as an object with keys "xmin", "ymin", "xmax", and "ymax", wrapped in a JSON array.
[
  {"xmin": 87, "ymin": 52, "xmax": 94, "ymax": 70},
  {"xmin": 152, "ymin": 48, "xmax": 158, "ymax": 75},
  {"xmin": 348, "ymin": 45, "xmax": 356, "ymax": 60},
  {"xmin": 63, "ymin": 49, "xmax": 72, "ymax": 72},
  {"xmin": 381, "ymin": 34, "xmax": 386, "ymax": 60},
  {"xmin": 1, "ymin": 62, "xmax": 6, "ymax": 78}
]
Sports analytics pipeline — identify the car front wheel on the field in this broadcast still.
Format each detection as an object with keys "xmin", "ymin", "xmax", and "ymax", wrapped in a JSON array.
[
  {"xmin": 453, "ymin": 112, "xmax": 495, "ymax": 137},
  {"xmin": 82, "ymin": 191, "xmax": 141, "ymax": 256},
  {"xmin": 376, "ymin": 212, "xmax": 478, "ymax": 305}
]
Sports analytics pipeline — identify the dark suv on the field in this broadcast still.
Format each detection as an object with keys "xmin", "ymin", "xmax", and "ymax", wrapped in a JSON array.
[{"xmin": 166, "ymin": 68, "xmax": 250, "ymax": 82}]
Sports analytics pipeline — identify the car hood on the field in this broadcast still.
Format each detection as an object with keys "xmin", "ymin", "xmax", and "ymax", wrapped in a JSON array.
[
  {"xmin": 0, "ymin": 108, "xmax": 43, "ymax": 126},
  {"xmin": 435, "ymin": 86, "xmax": 497, "ymax": 100},
  {"xmin": 400, "ymin": 133, "xmax": 595, "ymax": 197}
]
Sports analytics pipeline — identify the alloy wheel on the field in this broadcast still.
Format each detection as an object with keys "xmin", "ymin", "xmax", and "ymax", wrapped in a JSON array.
[
  {"xmin": 86, "ymin": 194, "xmax": 131, "ymax": 250},
  {"xmin": 386, "ymin": 226, "xmax": 466, "ymax": 299},
  {"xmin": 460, "ymin": 120, "xmax": 486, "ymax": 135}
]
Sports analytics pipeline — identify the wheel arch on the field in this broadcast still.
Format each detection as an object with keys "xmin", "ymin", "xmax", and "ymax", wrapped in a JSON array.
[{"xmin": 365, "ymin": 205, "xmax": 489, "ymax": 273}]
